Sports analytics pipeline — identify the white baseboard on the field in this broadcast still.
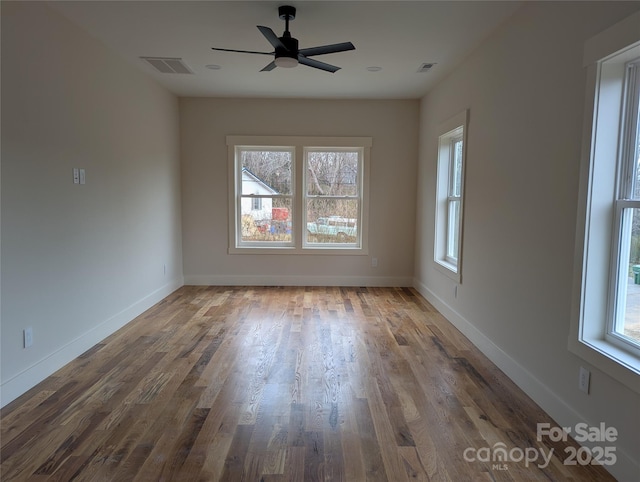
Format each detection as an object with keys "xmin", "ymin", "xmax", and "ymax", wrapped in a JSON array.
[
  {"xmin": 412, "ymin": 277, "xmax": 639, "ymax": 482},
  {"xmin": 0, "ymin": 278, "xmax": 184, "ymax": 408},
  {"xmin": 184, "ymin": 274, "xmax": 414, "ymax": 287}
]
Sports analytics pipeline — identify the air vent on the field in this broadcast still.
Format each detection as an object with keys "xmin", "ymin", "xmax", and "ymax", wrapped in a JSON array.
[
  {"xmin": 141, "ymin": 57, "xmax": 193, "ymax": 74},
  {"xmin": 418, "ymin": 62, "xmax": 436, "ymax": 73}
]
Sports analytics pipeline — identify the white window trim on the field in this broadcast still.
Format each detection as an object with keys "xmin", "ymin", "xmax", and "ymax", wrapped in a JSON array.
[
  {"xmin": 434, "ymin": 110, "xmax": 468, "ymax": 282},
  {"xmin": 227, "ymin": 135, "xmax": 371, "ymax": 255},
  {"xmin": 570, "ymin": 11, "xmax": 640, "ymax": 394}
]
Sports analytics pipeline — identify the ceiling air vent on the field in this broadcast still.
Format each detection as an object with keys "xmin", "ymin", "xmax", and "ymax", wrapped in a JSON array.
[
  {"xmin": 141, "ymin": 57, "xmax": 193, "ymax": 74},
  {"xmin": 418, "ymin": 62, "xmax": 436, "ymax": 73}
]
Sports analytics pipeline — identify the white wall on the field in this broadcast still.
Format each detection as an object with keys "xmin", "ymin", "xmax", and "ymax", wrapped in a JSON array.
[
  {"xmin": 180, "ymin": 98, "xmax": 418, "ymax": 286},
  {"xmin": 414, "ymin": 2, "xmax": 640, "ymax": 480},
  {"xmin": 1, "ymin": 2, "xmax": 183, "ymax": 406}
]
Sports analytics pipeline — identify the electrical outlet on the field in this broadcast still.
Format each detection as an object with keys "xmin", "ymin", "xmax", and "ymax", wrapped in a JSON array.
[
  {"xmin": 23, "ymin": 327, "xmax": 33, "ymax": 348},
  {"xmin": 579, "ymin": 366, "xmax": 590, "ymax": 394},
  {"xmin": 371, "ymin": 257, "xmax": 378, "ymax": 268}
]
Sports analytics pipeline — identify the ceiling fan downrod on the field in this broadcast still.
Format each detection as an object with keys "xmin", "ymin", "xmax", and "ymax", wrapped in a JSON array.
[
  {"xmin": 278, "ymin": 5, "xmax": 296, "ymax": 32},
  {"xmin": 275, "ymin": 5, "xmax": 298, "ymax": 66}
]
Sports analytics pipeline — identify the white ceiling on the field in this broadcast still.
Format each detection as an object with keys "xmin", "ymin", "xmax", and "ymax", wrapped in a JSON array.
[{"xmin": 50, "ymin": 1, "xmax": 522, "ymax": 99}]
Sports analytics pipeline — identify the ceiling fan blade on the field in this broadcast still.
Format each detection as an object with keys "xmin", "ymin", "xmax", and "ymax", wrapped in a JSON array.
[
  {"xmin": 261, "ymin": 61, "xmax": 277, "ymax": 72},
  {"xmin": 297, "ymin": 55, "xmax": 340, "ymax": 73},
  {"xmin": 257, "ymin": 26, "xmax": 287, "ymax": 51},
  {"xmin": 211, "ymin": 47, "xmax": 273, "ymax": 55},
  {"xmin": 298, "ymin": 42, "xmax": 355, "ymax": 57}
]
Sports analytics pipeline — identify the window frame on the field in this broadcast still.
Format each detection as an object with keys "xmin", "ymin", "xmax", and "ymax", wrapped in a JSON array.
[
  {"xmin": 227, "ymin": 135, "xmax": 371, "ymax": 255},
  {"xmin": 570, "ymin": 11, "xmax": 640, "ymax": 394},
  {"xmin": 434, "ymin": 110, "xmax": 468, "ymax": 282}
]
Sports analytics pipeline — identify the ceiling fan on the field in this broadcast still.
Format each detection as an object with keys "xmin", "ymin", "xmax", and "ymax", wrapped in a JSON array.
[{"xmin": 211, "ymin": 5, "xmax": 355, "ymax": 73}]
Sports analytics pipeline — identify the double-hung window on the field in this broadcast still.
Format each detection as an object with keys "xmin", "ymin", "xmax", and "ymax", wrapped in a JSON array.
[
  {"xmin": 609, "ymin": 58, "xmax": 640, "ymax": 355},
  {"xmin": 228, "ymin": 136, "xmax": 371, "ymax": 254},
  {"xmin": 571, "ymin": 11, "xmax": 640, "ymax": 393},
  {"xmin": 446, "ymin": 135, "xmax": 464, "ymax": 264},
  {"xmin": 434, "ymin": 110, "xmax": 468, "ymax": 281}
]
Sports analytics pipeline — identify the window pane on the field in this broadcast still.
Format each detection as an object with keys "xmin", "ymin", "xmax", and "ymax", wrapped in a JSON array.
[
  {"xmin": 450, "ymin": 140, "xmax": 463, "ymax": 197},
  {"xmin": 618, "ymin": 207, "xmax": 640, "ymax": 345},
  {"xmin": 240, "ymin": 197, "xmax": 292, "ymax": 243},
  {"xmin": 633, "ymin": 108, "xmax": 640, "ymax": 199},
  {"xmin": 306, "ymin": 151, "xmax": 359, "ymax": 196},
  {"xmin": 241, "ymin": 150, "xmax": 292, "ymax": 195},
  {"xmin": 447, "ymin": 199, "xmax": 460, "ymax": 260},
  {"xmin": 306, "ymin": 198, "xmax": 359, "ymax": 244}
]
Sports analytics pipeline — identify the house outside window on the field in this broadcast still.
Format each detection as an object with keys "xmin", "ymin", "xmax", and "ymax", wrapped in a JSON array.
[
  {"xmin": 227, "ymin": 136, "xmax": 371, "ymax": 254},
  {"xmin": 434, "ymin": 110, "xmax": 468, "ymax": 282},
  {"xmin": 570, "ymin": 11, "xmax": 640, "ymax": 393}
]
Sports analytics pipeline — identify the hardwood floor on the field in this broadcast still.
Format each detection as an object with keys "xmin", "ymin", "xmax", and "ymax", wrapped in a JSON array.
[{"xmin": 1, "ymin": 286, "xmax": 615, "ymax": 481}]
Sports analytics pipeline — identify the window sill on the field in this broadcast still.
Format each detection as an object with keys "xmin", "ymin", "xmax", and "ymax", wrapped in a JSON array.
[
  {"xmin": 229, "ymin": 246, "xmax": 368, "ymax": 255},
  {"xmin": 434, "ymin": 259, "xmax": 461, "ymax": 283},
  {"xmin": 568, "ymin": 336, "xmax": 640, "ymax": 394}
]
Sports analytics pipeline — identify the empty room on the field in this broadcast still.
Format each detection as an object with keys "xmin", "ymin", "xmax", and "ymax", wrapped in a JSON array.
[{"xmin": 2, "ymin": 1, "xmax": 639, "ymax": 481}]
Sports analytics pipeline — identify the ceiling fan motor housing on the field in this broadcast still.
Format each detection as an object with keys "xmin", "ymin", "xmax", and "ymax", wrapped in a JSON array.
[{"xmin": 276, "ymin": 35, "xmax": 299, "ymax": 60}]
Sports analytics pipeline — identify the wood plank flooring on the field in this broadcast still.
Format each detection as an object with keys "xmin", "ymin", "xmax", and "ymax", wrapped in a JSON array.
[{"xmin": 1, "ymin": 286, "xmax": 615, "ymax": 481}]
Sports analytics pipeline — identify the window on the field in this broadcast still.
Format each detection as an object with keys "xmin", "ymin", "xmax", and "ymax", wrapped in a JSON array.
[
  {"xmin": 571, "ymin": 11, "xmax": 640, "ymax": 393},
  {"xmin": 237, "ymin": 149, "xmax": 293, "ymax": 246},
  {"xmin": 304, "ymin": 148, "xmax": 361, "ymax": 247},
  {"xmin": 227, "ymin": 136, "xmax": 371, "ymax": 254},
  {"xmin": 434, "ymin": 110, "xmax": 468, "ymax": 281},
  {"xmin": 609, "ymin": 59, "xmax": 640, "ymax": 355}
]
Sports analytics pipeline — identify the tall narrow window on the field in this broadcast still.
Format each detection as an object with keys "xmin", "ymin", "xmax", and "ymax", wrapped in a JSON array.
[
  {"xmin": 570, "ymin": 14, "xmax": 640, "ymax": 391},
  {"xmin": 434, "ymin": 110, "xmax": 468, "ymax": 281},
  {"xmin": 608, "ymin": 59, "xmax": 640, "ymax": 355}
]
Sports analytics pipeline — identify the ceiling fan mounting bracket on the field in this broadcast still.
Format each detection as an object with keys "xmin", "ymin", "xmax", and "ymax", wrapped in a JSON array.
[{"xmin": 278, "ymin": 6, "xmax": 296, "ymax": 21}]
